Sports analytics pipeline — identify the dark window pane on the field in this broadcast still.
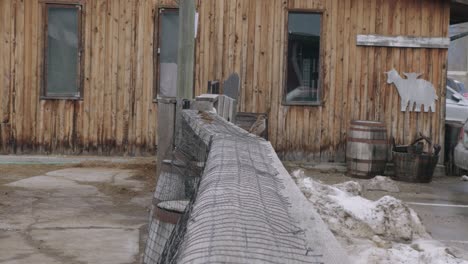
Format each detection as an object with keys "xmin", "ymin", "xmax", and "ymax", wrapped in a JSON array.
[
  {"xmin": 286, "ymin": 13, "xmax": 321, "ymax": 104},
  {"xmin": 159, "ymin": 10, "xmax": 179, "ymax": 98},
  {"xmin": 46, "ymin": 6, "xmax": 79, "ymax": 97}
]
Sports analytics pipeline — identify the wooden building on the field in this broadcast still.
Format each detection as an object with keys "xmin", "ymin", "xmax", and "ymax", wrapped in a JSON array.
[{"xmin": 0, "ymin": 0, "xmax": 463, "ymax": 161}]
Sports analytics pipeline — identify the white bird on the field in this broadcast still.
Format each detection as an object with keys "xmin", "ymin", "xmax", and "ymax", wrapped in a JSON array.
[{"xmin": 249, "ymin": 115, "xmax": 266, "ymax": 136}]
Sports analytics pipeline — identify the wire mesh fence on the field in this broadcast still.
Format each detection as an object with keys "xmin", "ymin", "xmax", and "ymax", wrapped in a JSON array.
[
  {"xmin": 144, "ymin": 110, "xmax": 325, "ymax": 264},
  {"xmin": 143, "ymin": 110, "xmax": 211, "ymax": 264}
]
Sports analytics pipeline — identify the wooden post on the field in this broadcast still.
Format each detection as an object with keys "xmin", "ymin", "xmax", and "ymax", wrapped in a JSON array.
[
  {"xmin": 175, "ymin": 0, "xmax": 196, "ymax": 145},
  {"xmin": 176, "ymin": 0, "xmax": 196, "ymax": 100},
  {"xmin": 156, "ymin": 98, "xmax": 176, "ymax": 179}
]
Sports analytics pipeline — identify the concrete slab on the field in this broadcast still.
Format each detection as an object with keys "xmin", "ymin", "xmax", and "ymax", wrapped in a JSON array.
[
  {"xmin": 0, "ymin": 231, "xmax": 62, "ymax": 264},
  {"xmin": 114, "ymin": 171, "xmax": 144, "ymax": 191},
  {"xmin": 0, "ymin": 195, "xmax": 36, "ymax": 230},
  {"xmin": 30, "ymin": 228, "xmax": 140, "ymax": 264},
  {"xmin": 130, "ymin": 196, "xmax": 153, "ymax": 207},
  {"xmin": 6, "ymin": 176, "xmax": 99, "ymax": 194},
  {"xmin": 0, "ymin": 161, "xmax": 154, "ymax": 264},
  {"xmin": 0, "ymin": 190, "xmax": 144, "ymax": 231},
  {"xmin": 46, "ymin": 168, "xmax": 122, "ymax": 182},
  {"xmin": 0, "ymin": 155, "xmax": 154, "ymax": 165},
  {"xmin": 46, "ymin": 168, "xmax": 143, "ymax": 191}
]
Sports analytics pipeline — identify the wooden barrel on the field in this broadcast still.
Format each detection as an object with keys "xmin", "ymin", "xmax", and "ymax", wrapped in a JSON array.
[{"xmin": 346, "ymin": 120, "xmax": 388, "ymax": 179}]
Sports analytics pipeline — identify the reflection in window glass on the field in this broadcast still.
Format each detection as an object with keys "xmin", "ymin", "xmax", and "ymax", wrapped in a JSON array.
[
  {"xmin": 158, "ymin": 10, "xmax": 179, "ymax": 98},
  {"xmin": 285, "ymin": 13, "xmax": 321, "ymax": 104},
  {"xmin": 45, "ymin": 6, "xmax": 80, "ymax": 97},
  {"xmin": 447, "ymin": 88, "xmax": 454, "ymax": 100}
]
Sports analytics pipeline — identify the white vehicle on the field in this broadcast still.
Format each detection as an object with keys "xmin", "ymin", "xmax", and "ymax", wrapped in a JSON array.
[
  {"xmin": 446, "ymin": 86, "xmax": 468, "ymax": 125},
  {"xmin": 454, "ymin": 120, "xmax": 468, "ymax": 171},
  {"xmin": 445, "ymin": 86, "xmax": 468, "ymax": 174},
  {"xmin": 447, "ymin": 78, "xmax": 467, "ymax": 98}
]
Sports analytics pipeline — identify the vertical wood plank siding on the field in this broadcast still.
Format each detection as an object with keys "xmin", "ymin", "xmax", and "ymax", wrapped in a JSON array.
[
  {"xmin": 195, "ymin": 0, "xmax": 450, "ymax": 161},
  {"xmin": 0, "ymin": 0, "xmax": 450, "ymax": 160},
  {"xmin": 0, "ymin": 0, "xmax": 178, "ymax": 155}
]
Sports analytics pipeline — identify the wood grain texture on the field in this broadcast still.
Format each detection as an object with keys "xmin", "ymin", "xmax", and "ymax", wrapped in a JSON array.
[
  {"xmin": 0, "ymin": 0, "xmax": 450, "ymax": 161},
  {"xmin": 356, "ymin": 35, "xmax": 450, "ymax": 48},
  {"xmin": 194, "ymin": 0, "xmax": 450, "ymax": 162},
  {"xmin": 0, "ymin": 0, "xmax": 178, "ymax": 155}
]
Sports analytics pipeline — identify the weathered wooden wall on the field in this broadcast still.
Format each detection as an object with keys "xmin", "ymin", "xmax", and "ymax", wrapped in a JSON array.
[
  {"xmin": 0, "ymin": 0, "xmax": 451, "ymax": 160},
  {"xmin": 195, "ymin": 0, "xmax": 450, "ymax": 161},
  {"xmin": 0, "ymin": 0, "xmax": 177, "ymax": 155}
]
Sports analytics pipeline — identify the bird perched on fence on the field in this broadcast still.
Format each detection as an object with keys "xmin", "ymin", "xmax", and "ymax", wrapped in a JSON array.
[
  {"xmin": 249, "ymin": 115, "xmax": 266, "ymax": 136},
  {"xmin": 198, "ymin": 110, "xmax": 214, "ymax": 124}
]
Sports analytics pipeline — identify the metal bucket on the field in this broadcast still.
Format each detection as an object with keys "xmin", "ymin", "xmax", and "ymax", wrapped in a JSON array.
[{"xmin": 346, "ymin": 120, "xmax": 388, "ymax": 179}]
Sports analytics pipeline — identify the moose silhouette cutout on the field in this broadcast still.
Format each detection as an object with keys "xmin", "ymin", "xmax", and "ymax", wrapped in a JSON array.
[{"xmin": 385, "ymin": 69, "xmax": 438, "ymax": 113}]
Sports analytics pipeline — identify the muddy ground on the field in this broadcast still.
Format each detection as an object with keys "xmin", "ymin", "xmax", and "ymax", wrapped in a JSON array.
[{"xmin": 0, "ymin": 158, "xmax": 156, "ymax": 264}]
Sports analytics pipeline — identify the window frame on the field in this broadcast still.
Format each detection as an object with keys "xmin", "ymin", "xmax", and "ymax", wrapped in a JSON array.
[
  {"xmin": 283, "ymin": 10, "xmax": 324, "ymax": 106},
  {"xmin": 41, "ymin": 2, "xmax": 84, "ymax": 100},
  {"xmin": 153, "ymin": 7, "xmax": 179, "ymax": 102}
]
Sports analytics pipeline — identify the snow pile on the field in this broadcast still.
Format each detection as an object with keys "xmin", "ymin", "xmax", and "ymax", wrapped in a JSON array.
[
  {"xmin": 293, "ymin": 169, "xmax": 468, "ymax": 264},
  {"xmin": 365, "ymin": 176, "xmax": 400, "ymax": 193},
  {"xmin": 349, "ymin": 239, "xmax": 466, "ymax": 264},
  {"xmin": 298, "ymin": 176, "xmax": 426, "ymax": 242}
]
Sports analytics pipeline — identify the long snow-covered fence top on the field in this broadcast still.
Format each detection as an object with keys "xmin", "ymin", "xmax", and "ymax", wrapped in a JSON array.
[{"xmin": 155, "ymin": 110, "xmax": 348, "ymax": 264}]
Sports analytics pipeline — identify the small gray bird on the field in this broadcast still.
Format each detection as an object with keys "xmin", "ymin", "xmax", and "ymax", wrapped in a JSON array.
[{"xmin": 249, "ymin": 115, "xmax": 266, "ymax": 136}]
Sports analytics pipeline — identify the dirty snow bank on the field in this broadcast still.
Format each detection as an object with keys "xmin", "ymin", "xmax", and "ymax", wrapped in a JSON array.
[
  {"xmin": 365, "ymin": 175, "xmax": 400, "ymax": 193},
  {"xmin": 292, "ymin": 170, "xmax": 468, "ymax": 264}
]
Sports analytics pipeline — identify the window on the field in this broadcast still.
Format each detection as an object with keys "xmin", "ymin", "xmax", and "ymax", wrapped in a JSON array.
[
  {"xmin": 447, "ymin": 87, "xmax": 455, "ymax": 100},
  {"xmin": 43, "ymin": 3, "xmax": 82, "ymax": 99},
  {"xmin": 155, "ymin": 8, "xmax": 179, "ymax": 99},
  {"xmin": 284, "ymin": 12, "xmax": 322, "ymax": 105}
]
